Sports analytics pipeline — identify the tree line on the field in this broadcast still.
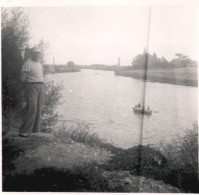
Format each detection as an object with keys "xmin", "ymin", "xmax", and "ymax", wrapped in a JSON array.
[{"xmin": 132, "ymin": 50, "xmax": 197, "ymax": 69}]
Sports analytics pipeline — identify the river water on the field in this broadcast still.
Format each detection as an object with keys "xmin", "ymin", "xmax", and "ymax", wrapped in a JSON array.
[{"xmin": 47, "ymin": 69, "xmax": 198, "ymax": 149}]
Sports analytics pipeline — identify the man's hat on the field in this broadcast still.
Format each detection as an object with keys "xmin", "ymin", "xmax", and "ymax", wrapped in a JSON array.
[{"xmin": 31, "ymin": 47, "xmax": 42, "ymax": 53}]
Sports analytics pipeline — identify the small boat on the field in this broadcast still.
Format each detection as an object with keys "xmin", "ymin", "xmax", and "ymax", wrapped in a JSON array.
[{"xmin": 132, "ymin": 107, "xmax": 152, "ymax": 115}]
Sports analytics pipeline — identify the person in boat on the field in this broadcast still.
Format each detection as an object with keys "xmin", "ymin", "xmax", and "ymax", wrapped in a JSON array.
[
  {"xmin": 142, "ymin": 106, "xmax": 145, "ymax": 112},
  {"xmin": 135, "ymin": 103, "xmax": 142, "ymax": 110}
]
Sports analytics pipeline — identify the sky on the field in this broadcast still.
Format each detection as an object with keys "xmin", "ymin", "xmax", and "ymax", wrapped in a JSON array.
[{"xmin": 22, "ymin": 5, "xmax": 199, "ymax": 65}]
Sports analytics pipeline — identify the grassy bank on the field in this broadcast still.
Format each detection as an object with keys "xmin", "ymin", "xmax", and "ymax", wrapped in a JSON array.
[
  {"xmin": 2, "ymin": 115, "xmax": 198, "ymax": 192},
  {"xmin": 115, "ymin": 68, "xmax": 198, "ymax": 87},
  {"xmin": 2, "ymin": 131, "xmax": 179, "ymax": 192}
]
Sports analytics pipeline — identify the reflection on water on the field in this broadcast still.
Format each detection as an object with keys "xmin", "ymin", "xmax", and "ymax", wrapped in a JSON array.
[{"xmin": 47, "ymin": 69, "xmax": 198, "ymax": 149}]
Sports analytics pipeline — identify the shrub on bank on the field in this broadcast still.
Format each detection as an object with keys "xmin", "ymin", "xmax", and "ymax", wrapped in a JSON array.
[
  {"xmin": 54, "ymin": 123, "xmax": 122, "ymax": 153},
  {"xmin": 106, "ymin": 124, "xmax": 198, "ymax": 193},
  {"xmin": 2, "ymin": 78, "xmax": 63, "ymax": 137},
  {"xmin": 107, "ymin": 145, "xmax": 168, "ymax": 181},
  {"xmin": 41, "ymin": 79, "xmax": 64, "ymax": 132},
  {"xmin": 54, "ymin": 123, "xmax": 105, "ymax": 146},
  {"xmin": 160, "ymin": 124, "xmax": 198, "ymax": 192}
]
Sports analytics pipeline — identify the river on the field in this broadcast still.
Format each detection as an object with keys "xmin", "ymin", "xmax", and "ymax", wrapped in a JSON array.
[{"xmin": 47, "ymin": 69, "xmax": 198, "ymax": 149}]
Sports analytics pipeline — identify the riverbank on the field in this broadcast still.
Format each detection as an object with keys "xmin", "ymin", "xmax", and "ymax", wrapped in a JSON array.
[
  {"xmin": 3, "ymin": 130, "xmax": 181, "ymax": 192},
  {"xmin": 114, "ymin": 68, "xmax": 198, "ymax": 87},
  {"xmin": 2, "ymin": 109, "xmax": 197, "ymax": 192}
]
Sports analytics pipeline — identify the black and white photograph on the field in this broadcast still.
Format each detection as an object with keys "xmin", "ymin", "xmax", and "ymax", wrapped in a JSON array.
[{"xmin": 1, "ymin": 0, "xmax": 198, "ymax": 193}]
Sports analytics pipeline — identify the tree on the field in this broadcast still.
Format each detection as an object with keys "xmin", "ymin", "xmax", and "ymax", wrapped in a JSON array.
[
  {"xmin": 23, "ymin": 47, "xmax": 32, "ymax": 61},
  {"xmin": 67, "ymin": 61, "xmax": 75, "ymax": 68},
  {"xmin": 37, "ymin": 38, "xmax": 50, "ymax": 64},
  {"xmin": 171, "ymin": 53, "xmax": 197, "ymax": 68},
  {"xmin": 2, "ymin": 8, "xmax": 30, "ymax": 111},
  {"xmin": 161, "ymin": 57, "xmax": 170, "ymax": 68},
  {"xmin": 131, "ymin": 50, "xmax": 197, "ymax": 69},
  {"xmin": 131, "ymin": 50, "xmax": 150, "ymax": 69},
  {"xmin": 2, "ymin": 8, "xmax": 62, "ymax": 135}
]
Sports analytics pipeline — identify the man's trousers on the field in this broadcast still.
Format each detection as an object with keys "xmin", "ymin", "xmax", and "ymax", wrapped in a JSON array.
[{"xmin": 20, "ymin": 83, "xmax": 44, "ymax": 134}]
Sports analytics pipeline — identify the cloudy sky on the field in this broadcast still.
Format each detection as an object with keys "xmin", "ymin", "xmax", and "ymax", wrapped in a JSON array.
[{"xmin": 23, "ymin": 5, "xmax": 199, "ymax": 65}]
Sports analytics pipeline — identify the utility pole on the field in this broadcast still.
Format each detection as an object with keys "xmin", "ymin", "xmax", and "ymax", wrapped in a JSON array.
[
  {"xmin": 52, "ymin": 56, "xmax": 55, "ymax": 74},
  {"xmin": 118, "ymin": 57, "xmax": 121, "ymax": 66}
]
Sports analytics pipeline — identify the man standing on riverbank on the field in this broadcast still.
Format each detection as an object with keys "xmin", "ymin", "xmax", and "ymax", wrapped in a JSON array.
[{"xmin": 19, "ymin": 47, "xmax": 45, "ymax": 137}]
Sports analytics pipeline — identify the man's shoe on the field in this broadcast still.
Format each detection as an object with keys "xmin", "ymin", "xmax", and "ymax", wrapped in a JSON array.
[
  {"xmin": 19, "ymin": 133, "xmax": 29, "ymax": 137},
  {"xmin": 41, "ymin": 128, "xmax": 52, "ymax": 133}
]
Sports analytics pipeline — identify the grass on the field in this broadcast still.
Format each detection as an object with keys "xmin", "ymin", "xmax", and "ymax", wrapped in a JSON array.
[
  {"xmin": 54, "ymin": 123, "xmax": 122, "ymax": 153},
  {"xmin": 55, "ymin": 123, "xmax": 103, "ymax": 145}
]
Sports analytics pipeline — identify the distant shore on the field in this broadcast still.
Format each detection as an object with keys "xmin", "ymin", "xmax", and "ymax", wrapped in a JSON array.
[
  {"xmin": 114, "ymin": 68, "xmax": 198, "ymax": 87},
  {"xmin": 45, "ymin": 68, "xmax": 81, "ymax": 74},
  {"xmin": 44, "ymin": 65, "xmax": 80, "ymax": 74},
  {"xmin": 44, "ymin": 65, "xmax": 198, "ymax": 87}
]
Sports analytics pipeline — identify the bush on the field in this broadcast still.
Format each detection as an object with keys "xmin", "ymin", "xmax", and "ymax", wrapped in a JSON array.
[
  {"xmin": 107, "ymin": 145, "xmax": 168, "ymax": 181},
  {"xmin": 41, "ymin": 79, "xmax": 64, "ymax": 132},
  {"xmin": 2, "ymin": 79, "xmax": 63, "ymax": 137},
  {"xmin": 160, "ymin": 124, "xmax": 198, "ymax": 192},
  {"xmin": 54, "ymin": 123, "xmax": 106, "ymax": 146}
]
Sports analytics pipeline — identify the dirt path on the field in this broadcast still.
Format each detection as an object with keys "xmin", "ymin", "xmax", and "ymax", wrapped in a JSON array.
[{"xmin": 4, "ymin": 132, "xmax": 112, "ymax": 174}]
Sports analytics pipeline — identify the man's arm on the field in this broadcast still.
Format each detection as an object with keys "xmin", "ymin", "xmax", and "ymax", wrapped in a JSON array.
[
  {"xmin": 20, "ymin": 59, "xmax": 31, "ymax": 82},
  {"xmin": 19, "ymin": 71, "xmax": 28, "ymax": 83}
]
